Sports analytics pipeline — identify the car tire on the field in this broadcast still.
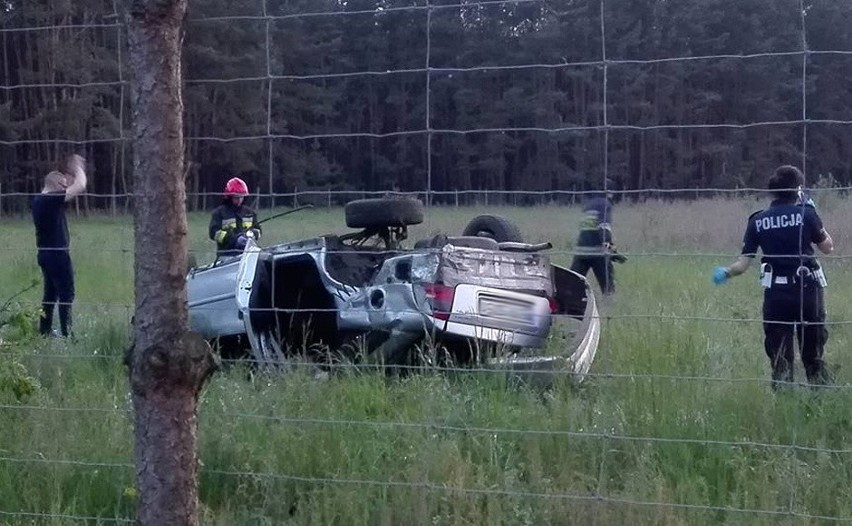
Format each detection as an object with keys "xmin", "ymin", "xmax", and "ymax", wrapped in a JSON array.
[
  {"xmin": 345, "ymin": 198, "xmax": 424, "ymax": 229},
  {"xmin": 461, "ymin": 215, "xmax": 523, "ymax": 243}
]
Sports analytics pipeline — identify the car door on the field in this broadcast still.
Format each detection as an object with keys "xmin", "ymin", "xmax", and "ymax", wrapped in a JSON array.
[
  {"xmin": 235, "ymin": 238, "xmax": 262, "ymax": 340},
  {"xmin": 234, "ymin": 239, "xmax": 286, "ymax": 366}
]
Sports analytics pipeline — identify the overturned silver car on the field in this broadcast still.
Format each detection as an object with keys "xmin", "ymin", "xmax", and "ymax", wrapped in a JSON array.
[{"xmin": 186, "ymin": 198, "xmax": 600, "ymax": 382}]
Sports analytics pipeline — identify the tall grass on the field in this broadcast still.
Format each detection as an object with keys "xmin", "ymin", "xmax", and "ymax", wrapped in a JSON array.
[{"xmin": 0, "ymin": 199, "xmax": 850, "ymax": 524}]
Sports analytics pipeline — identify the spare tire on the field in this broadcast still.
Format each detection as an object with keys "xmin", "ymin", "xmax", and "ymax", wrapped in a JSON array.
[
  {"xmin": 345, "ymin": 198, "xmax": 424, "ymax": 229},
  {"xmin": 462, "ymin": 215, "xmax": 523, "ymax": 243}
]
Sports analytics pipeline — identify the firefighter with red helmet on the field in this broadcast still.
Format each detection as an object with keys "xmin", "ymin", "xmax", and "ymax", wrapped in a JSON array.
[{"xmin": 209, "ymin": 177, "xmax": 261, "ymax": 257}]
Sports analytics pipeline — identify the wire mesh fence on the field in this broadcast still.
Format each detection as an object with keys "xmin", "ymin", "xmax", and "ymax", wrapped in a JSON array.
[{"xmin": 2, "ymin": 0, "xmax": 852, "ymax": 523}]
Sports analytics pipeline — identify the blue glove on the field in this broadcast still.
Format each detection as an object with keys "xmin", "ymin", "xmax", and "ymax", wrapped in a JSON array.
[{"xmin": 712, "ymin": 266, "xmax": 729, "ymax": 285}]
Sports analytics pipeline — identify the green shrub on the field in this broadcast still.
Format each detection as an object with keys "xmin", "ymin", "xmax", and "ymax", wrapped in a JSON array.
[{"xmin": 0, "ymin": 281, "xmax": 42, "ymax": 402}]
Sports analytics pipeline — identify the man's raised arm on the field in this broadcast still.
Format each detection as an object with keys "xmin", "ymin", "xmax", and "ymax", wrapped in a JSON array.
[{"xmin": 64, "ymin": 154, "xmax": 88, "ymax": 202}]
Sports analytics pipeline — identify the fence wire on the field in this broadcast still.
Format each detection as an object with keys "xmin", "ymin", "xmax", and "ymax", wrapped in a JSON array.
[
  {"xmin": 1, "ymin": 0, "xmax": 851, "ymax": 523},
  {"xmin": 2, "ymin": 455, "xmax": 852, "ymax": 523}
]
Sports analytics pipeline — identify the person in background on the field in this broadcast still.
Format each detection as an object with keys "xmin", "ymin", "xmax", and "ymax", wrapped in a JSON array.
[
  {"xmin": 31, "ymin": 154, "xmax": 88, "ymax": 337},
  {"xmin": 713, "ymin": 165, "xmax": 834, "ymax": 389},
  {"xmin": 209, "ymin": 177, "xmax": 261, "ymax": 258},
  {"xmin": 570, "ymin": 187, "xmax": 619, "ymax": 295}
]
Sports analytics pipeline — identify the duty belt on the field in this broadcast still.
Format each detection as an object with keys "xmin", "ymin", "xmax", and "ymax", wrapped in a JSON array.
[{"xmin": 761, "ymin": 264, "xmax": 826, "ymax": 288}]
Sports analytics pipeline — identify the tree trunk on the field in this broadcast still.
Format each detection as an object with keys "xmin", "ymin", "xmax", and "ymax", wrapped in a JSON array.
[{"xmin": 123, "ymin": 0, "xmax": 216, "ymax": 524}]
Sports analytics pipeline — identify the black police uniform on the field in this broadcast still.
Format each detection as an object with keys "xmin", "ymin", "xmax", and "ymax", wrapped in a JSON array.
[
  {"xmin": 741, "ymin": 201, "xmax": 829, "ymax": 384},
  {"xmin": 570, "ymin": 196, "xmax": 614, "ymax": 295},
  {"xmin": 209, "ymin": 201, "xmax": 261, "ymax": 257},
  {"xmin": 31, "ymin": 192, "xmax": 75, "ymax": 337}
]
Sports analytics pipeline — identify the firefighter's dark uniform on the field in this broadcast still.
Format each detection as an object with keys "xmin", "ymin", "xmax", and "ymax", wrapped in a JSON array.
[
  {"xmin": 209, "ymin": 201, "xmax": 261, "ymax": 258},
  {"xmin": 741, "ymin": 201, "xmax": 829, "ymax": 385},
  {"xmin": 571, "ymin": 196, "xmax": 614, "ymax": 295}
]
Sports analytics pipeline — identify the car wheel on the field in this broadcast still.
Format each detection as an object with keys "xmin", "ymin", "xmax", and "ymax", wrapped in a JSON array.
[
  {"xmin": 461, "ymin": 215, "xmax": 523, "ymax": 243},
  {"xmin": 345, "ymin": 198, "xmax": 424, "ymax": 229}
]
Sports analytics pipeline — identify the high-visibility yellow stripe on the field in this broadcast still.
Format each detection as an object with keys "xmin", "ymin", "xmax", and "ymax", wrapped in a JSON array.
[
  {"xmin": 214, "ymin": 230, "xmax": 228, "ymax": 243},
  {"xmin": 573, "ymin": 245, "xmax": 606, "ymax": 255}
]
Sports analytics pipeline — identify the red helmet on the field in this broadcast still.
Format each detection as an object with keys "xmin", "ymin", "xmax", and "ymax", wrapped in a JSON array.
[{"xmin": 224, "ymin": 177, "xmax": 249, "ymax": 196}]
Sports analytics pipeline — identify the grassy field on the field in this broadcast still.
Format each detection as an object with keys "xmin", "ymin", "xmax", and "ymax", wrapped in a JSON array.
[{"xmin": 1, "ymin": 199, "xmax": 852, "ymax": 525}]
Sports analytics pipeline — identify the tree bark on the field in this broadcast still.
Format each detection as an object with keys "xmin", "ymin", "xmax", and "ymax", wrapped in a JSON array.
[{"xmin": 123, "ymin": 0, "xmax": 216, "ymax": 524}]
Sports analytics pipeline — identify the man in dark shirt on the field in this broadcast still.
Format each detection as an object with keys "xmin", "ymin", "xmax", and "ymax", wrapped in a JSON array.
[
  {"xmin": 31, "ymin": 154, "xmax": 88, "ymax": 337},
  {"xmin": 713, "ymin": 165, "xmax": 834, "ymax": 388},
  {"xmin": 570, "ymin": 191, "xmax": 616, "ymax": 295},
  {"xmin": 209, "ymin": 177, "xmax": 261, "ymax": 258}
]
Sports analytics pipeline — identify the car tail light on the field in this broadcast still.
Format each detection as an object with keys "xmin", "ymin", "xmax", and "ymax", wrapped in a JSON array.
[
  {"xmin": 548, "ymin": 296, "xmax": 560, "ymax": 314},
  {"xmin": 423, "ymin": 283, "xmax": 455, "ymax": 320}
]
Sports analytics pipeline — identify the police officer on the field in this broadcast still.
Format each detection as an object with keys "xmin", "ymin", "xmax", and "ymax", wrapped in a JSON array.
[
  {"xmin": 713, "ymin": 165, "xmax": 834, "ymax": 388},
  {"xmin": 31, "ymin": 154, "xmax": 88, "ymax": 337},
  {"xmin": 209, "ymin": 177, "xmax": 261, "ymax": 258},
  {"xmin": 571, "ymin": 189, "xmax": 618, "ymax": 295}
]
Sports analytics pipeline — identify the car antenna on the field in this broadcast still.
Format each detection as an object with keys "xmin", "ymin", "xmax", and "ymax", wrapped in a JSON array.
[{"xmin": 257, "ymin": 204, "xmax": 314, "ymax": 225}]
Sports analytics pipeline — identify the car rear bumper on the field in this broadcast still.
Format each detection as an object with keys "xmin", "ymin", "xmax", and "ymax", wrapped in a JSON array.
[{"xmin": 439, "ymin": 319, "xmax": 547, "ymax": 348}]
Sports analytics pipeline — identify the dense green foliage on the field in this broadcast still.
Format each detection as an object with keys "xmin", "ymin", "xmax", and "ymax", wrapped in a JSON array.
[
  {"xmin": 0, "ymin": 283, "xmax": 41, "ymax": 404},
  {"xmin": 3, "ymin": 0, "xmax": 852, "ymax": 213}
]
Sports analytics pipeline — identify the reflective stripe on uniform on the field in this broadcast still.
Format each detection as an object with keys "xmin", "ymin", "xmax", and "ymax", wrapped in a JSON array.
[
  {"xmin": 241, "ymin": 219, "xmax": 254, "ymax": 229},
  {"xmin": 573, "ymin": 245, "xmax": 606, "ymax": 255},
  {"xmin": 221, "ymin": 218, "xmax": 237, "ymax": 229},
  {"xmin": 214, "ymin": 230, "xmax": 228, "ymax": 243}
]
